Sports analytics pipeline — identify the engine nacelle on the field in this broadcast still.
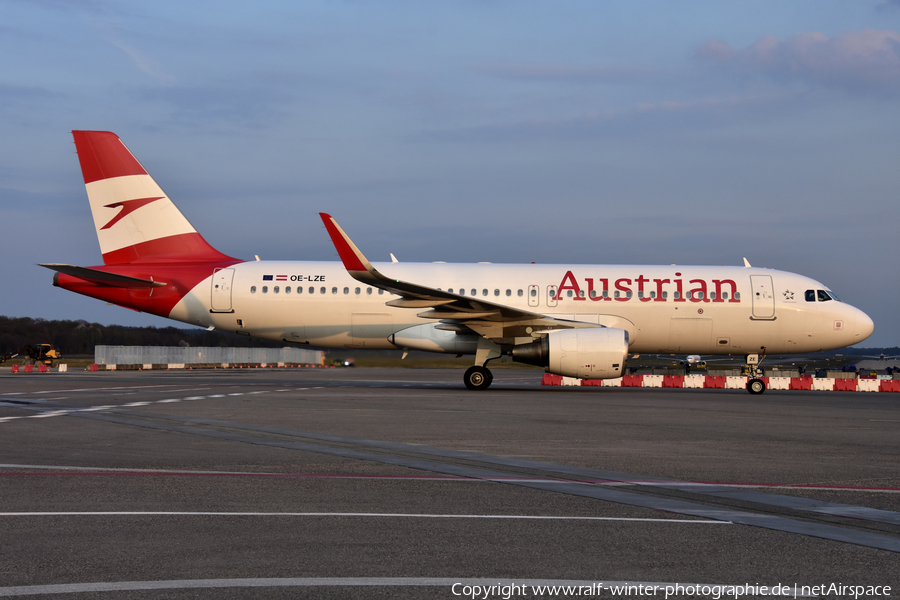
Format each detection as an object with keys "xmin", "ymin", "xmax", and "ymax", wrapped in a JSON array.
[
  {"xmin": 389, "ymin": 323, "xmax": 480, "ymax": 354},
  {"xmin": 511, "ymin": 327, "xmax": 629, "ymax": 379}
]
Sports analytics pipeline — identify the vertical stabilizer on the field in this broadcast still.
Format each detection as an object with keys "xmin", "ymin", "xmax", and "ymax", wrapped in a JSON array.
[{"xmin": 72, "ymin": 131, "xmax": 235, "ymax": 265}]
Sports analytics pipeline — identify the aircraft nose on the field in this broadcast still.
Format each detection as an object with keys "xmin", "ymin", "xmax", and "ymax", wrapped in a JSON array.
[{"xmin": 849, "ymin": 306, "xmax": 874, "ymax": 344}]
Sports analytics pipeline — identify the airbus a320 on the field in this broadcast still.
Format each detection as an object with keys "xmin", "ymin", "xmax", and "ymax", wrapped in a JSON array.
[{"xmin": 42, "ymin": 131, "xmax": 875, "ymax": 394}]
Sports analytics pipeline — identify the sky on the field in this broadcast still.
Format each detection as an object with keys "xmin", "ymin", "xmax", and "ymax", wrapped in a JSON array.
[{"xmin": 1, "ymin": 0, "xmax": 898, "ymax": 347}]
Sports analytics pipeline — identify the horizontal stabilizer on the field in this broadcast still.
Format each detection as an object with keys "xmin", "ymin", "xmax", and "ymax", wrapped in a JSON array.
[{"xmin": 39, "ymin": 264, "xmax": 167, "ymax": 288}]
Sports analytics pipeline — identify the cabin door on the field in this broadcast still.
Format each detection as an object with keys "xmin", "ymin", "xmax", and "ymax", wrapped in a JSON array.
[
  {"xmin": 750, "ymin": 275, "xmax": 775, "ymax": 319},
  {"xmin": 211, "ymin": 268, "xmax": 235, "ymax": 313}
]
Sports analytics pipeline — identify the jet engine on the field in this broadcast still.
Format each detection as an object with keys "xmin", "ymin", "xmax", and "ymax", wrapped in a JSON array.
[{"xmin": 511, "ymin": 327, "xmax": 629, "ymax": 379}]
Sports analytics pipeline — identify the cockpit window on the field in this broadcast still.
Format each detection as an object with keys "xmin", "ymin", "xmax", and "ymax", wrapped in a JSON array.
[
  {"xmin": 805, "ymin": 290, "xmax": 815, "ymax": 302},
  {"xmin": 826, "ymin": 290, "xmax": 841, "ymax": 302},
  {"xmin": 817, "ymin": 289, "xmax": 832, "ymax": 302}
]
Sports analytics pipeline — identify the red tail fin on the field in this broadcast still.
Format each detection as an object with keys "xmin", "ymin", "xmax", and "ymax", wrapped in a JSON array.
[{"xmin": 73, "ymin": 131, "xmax": 236, "ymax": 265}]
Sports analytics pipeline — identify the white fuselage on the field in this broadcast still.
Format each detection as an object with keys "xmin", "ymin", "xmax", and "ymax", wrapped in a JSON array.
[{"xmin": 169, "ymin": 261, "xmax": 873, "ymax": 355}]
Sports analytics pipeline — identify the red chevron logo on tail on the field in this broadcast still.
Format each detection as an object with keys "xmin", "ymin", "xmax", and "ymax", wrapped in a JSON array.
[{"xmin": 101, "ymin": 196, "xmax": 164, "ymax": 230}]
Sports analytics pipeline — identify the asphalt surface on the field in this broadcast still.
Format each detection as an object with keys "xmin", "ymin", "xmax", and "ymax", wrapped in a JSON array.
[{"xmin": 0, "ymin": 367, "xmax": 898, "ymax": 599}]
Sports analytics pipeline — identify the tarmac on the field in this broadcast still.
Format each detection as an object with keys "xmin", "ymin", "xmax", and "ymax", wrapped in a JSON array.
[{"xmin": 0, "ymin": 367, "xmax": 898, "ymax": 599}]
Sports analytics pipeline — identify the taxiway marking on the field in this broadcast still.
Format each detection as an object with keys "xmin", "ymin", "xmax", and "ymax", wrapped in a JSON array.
[{"xmin": 0, "ymin": 512, "xmax": 727, "ymax": 523}]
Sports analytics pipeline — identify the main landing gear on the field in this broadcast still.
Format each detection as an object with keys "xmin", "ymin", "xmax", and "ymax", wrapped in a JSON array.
[
  {"xmin": 464, "ymin": 339, "xmax": 502, "ymax": 391},
  {"xmin": 464, "ymin": 366, "xmax": 493, "ymax": 391},
  {"xmin": 745, "ymin": 349, "xmax": 767, "ymax": 395}
]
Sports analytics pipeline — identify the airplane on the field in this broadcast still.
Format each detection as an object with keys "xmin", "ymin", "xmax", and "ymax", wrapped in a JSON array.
[{"xmin": 41, "ymin": 131, "xmax": 875, "ymax": 394}]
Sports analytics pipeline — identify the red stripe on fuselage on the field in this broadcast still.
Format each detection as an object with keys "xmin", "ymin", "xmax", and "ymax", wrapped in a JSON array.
[
  {"xmin": 72, "ymin": 131, "xmax": 147, "ymax": 184},
  {"xmin": 55, "ymin": 260, "xmax": 243, "ymax": 318},
  {"xmin": 101, "ymin": 232, "xmax": 237, "ymax": 265}
]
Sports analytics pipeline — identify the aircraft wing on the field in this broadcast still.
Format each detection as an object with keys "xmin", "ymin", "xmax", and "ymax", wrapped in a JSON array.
[{"xmin": 319, "ymin": 213, "xmax": 597, "ymax": 341}]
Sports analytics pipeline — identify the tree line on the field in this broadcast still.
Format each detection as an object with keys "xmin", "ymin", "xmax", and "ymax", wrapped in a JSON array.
[{"xmin": 0, "ymin": 316, "xmax": 285, "ymax": 356}]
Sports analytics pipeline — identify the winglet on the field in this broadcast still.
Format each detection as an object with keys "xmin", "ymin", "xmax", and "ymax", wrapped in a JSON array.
[{"xmin": 319, "ymin": 213, "xmax": 374, "ymax": 274}]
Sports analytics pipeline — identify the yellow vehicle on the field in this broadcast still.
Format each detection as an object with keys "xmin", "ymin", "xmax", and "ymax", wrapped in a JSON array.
[{"xmin": 0, "ymin": 344, "xmax": 62, "ymax": 367}]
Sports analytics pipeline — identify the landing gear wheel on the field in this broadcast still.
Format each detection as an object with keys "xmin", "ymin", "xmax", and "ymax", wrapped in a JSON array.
[
  {"xmin": 747, "ymin": 378, "xmax": 766, "ymax": 395},
  {"xmin": 464, "ymin": 366, "xmax": 493, "ymax": 391}
]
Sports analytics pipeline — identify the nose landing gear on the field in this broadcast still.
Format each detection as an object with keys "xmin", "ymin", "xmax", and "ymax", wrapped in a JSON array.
[{"xmin": 745, "ymin": 348, "xmax": 767, "ymax": 394}]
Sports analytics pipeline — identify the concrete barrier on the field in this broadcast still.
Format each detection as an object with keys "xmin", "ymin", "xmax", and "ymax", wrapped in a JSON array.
[
  {"xmin": 662, "ymin": 375, "xmax": 684, "ymax": 388},
  {"xmin": 536, "ymin": 372, "xmax": 898, "ymax": 392},
  {"xmin": 541, "ymin": 374, "xmax": 563, "ymax": 386},
  {"xmin": 622, "ymin": 374, "xmax": 644, "ymax": 387},
  {"xmin": 880, "ymin": 380, "xmax": 900, "ymax": 392},
  {"xmin": 725, "ymin": 376, "xmax": 747, "ymax": 389},
  {"xmin": 684, "ymin": 375, "xmax": 705, "ymax": 389},
  {"xmin": 812, "ymin": 378, "xmax": 835, "ymax": 391},
  {"xmin": 833, "ymin": 378, "xmax": 858, "ymax": 392},
  {"xmin": 642, "ymin": 375, "xmax": 664, "ymax": 388},
  {"xmin": 858, "ymin": 379, "xmax": 880, "ymax": 392},
  {"xmin": 767, "ymin": 377, "xmax": 791, "ymax": 390}
]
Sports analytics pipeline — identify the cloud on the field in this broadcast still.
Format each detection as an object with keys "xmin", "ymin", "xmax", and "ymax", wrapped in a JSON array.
[
  {"xmin": 696, "ymin": 29, "xmax": 900, "ymax": 88},
  {"xmin": 107, "ymin": 37, "xmax": 177, "ymax": 86}
]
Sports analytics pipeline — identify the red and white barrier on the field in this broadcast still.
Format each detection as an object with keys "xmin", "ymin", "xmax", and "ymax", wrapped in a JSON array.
[{"xmin": 540, "ymin": 373, "xmax": 900, "ymax": 392}]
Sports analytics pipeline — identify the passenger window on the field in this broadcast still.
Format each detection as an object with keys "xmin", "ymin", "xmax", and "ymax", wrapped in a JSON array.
[
  {"xmin": 506, "ymin": 289, "xmax": 512, "ymax": 297},
  {"xmin": 550, "ymin": 289, "xmax": 556, "ymax": 298},
  {"xmin": 297, "ymin": 287, "xmax": 303, "ymax": 294},
  {"xmin": 332, "ymin": 287, "xmax": 338, "ymax": 294},
  {"xmin": 482, "ymin": 289, "xmax": 488, "ymax": 296},
  {"xmin": 805, "ymin": 290, "xmax": 815, "ymax": 302},
  {"xmin": 590, "ymin": 290, "xmax": 597, "ymax": 298},
  {"xmin": 709, "ymin": 292, "xmax": 715, "ymax": 300},
  {"xmin": 285, "ymin": 286, "xmax": 291, "ymax": 294},
  {"xmin": 817, "ymin": 290, "xmax": 832, "ymax": 302},
  {"xmin": 650, "ymin": 291, "xmax": 656, "ymax": 299},
  {"xmin": 734, "ymin": 292, "xmax": 740, "ymax": 300},
  {"xmin": 494, "ymin": 289, "xmax": 500, "ymax": 296},
  {"xmin": 378, "ymin": 289, "xmax": 384, "ymax": 295},
  {"xmin": 274, "ymin": 286, "xmax": 280, "ymax": 293},
  {"xmin": 458, "ymin": 289, "xmax": 464, "ymax": 296},
  {"xmin": 566, "ymin": 290, "xmax": 573, "ymax": 298},
  {"xmin": 448, "ymin": 288, "xmax": 454, "ymax": 294},
  {"xmin": 320, "ymin": 287, "xmax": 326, "ymax": 294},
  {"xmin": 614, "ymin": 291, "xmax": 620, "ymax": 298},
  {"xmin": 721, "ymin": 292, "xmax": 727, "ymax": 300},
  {"xmin": 626, "ymin": 291, "xmax": 632, "ymax": 299},
  {"xmin": 262, "ymin": 286, "xmax": 268, "ymax": 293},
  {"xmin": 309, "ymin": 287, "xmax": 314, "ymax": 294},
  {"xmin": 637, "ymin": 291, "xmax": 644, "ymax": 299},
  {"xmin": 355, "ymin": 287, "xmax": 360, "ymax": 294},
  {"xmin": 661, "ymin": 291, "xmax": 666, "ymax": 299},
  {"xmin": 366, "ymin": 287, "xmax": 372, "ymax": 295},
  {"xmin": 343, "ymin": 287, "xmax": 349, "ymax": 294},
  {"xmin": 251, "ymin": 286, "xmax": 257, "ymax": 293},
  {"xmin": 471, "ymin": 289, "xmax": 477, "ymax": 296}
]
